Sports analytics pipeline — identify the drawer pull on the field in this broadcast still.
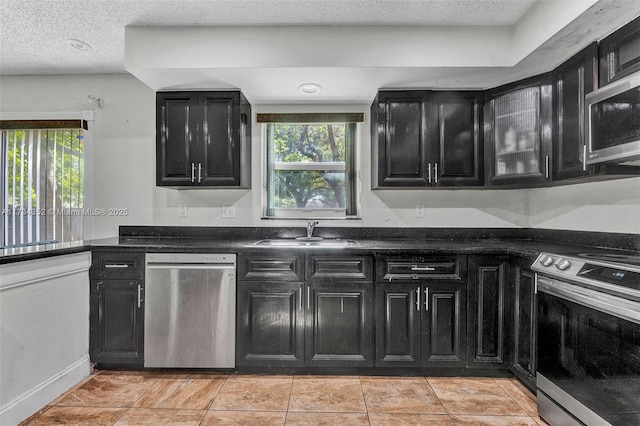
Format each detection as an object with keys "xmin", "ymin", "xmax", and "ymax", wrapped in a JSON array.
[
  {"xmin": 415, "ymin": 287, "xmax": 420, "ymax": 311},
  {"xmin": 104, "ymin": 264, "xmax": 130, "ymax": 268},
  {"xmin": 411, "ymin": 266, "xmax": 435, "ymax": 271}
]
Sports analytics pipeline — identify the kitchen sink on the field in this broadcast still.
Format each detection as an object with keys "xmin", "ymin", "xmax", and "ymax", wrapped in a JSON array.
[{"xmin": 253, "ymin": 238, "xmax": 359, "ymax": 247}]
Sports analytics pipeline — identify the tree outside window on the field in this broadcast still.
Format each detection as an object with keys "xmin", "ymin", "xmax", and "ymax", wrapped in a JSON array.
[{"xmin": 264, "ymin": 119, "xmax": 358, "ymax": 218}]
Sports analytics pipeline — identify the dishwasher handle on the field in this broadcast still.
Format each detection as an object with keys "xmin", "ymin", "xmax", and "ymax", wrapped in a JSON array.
[{"xmin": 146, "ymin": 263, "xmax": 236, "ymax": 270}]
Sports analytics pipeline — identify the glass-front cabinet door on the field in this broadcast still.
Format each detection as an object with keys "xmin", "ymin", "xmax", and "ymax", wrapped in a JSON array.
[{"xmin": 485, "ymin": 74, "xmax": 553, "ymax": 186}]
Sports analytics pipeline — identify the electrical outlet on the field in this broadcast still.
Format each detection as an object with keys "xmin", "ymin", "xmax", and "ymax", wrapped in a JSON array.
[
  {"xmin": 178, "ymin": 204, "xmax": 188, "ymax": 217},
  {"xmin": 221, "ymin": 206, "xmax": 235, "ymax": 218},
  {"xmin": 416, "ymin": 204, "xmax": 425, "ymax": 218}
]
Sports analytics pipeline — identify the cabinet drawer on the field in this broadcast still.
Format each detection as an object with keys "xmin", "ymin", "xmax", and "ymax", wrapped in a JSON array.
[
  {"xmin": 91, "ymin": 251, "xmax": 145, "ymax": 280},
  {"xmin": 377, "ymin": 255, "xmax": 466, "ymax": 281},
  {"xmin": 238, "ymin": 254, "xmax": 304, "ymax": 281},
  {"xmin": 307, "ymin": 255, "xmax": 373, "ymax": 282}
]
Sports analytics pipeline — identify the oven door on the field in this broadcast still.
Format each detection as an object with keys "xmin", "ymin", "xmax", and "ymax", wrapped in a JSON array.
[{"xmin": 537, "ymin": 276, "xmax": 640, "ymax": 426}]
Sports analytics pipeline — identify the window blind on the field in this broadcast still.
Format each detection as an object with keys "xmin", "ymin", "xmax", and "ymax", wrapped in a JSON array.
[{"xmin": 1, "ymin": 124, "xmax": 85, "ymax": 248}]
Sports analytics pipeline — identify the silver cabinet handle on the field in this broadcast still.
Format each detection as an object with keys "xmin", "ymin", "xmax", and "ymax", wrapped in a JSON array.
[
  {"xmin": 411, "ymin": 266, "xmax": 435, "ymax": 271},
  {"xmin": 427, "ymin": 163, "xmax": 432, "ymax": 184},
  {"xmin": 545, "ymin": 155, "xmax": 550, "ymax": 179},
  {"xmin": 137, "ymin": 284, "xmax": 143, "ymax": 308},
  {"xmin": 434, "ymin": 163, "xmax": 438, "ymax": 184},
  {"xmin": 198, "ymin": 163, "xmax": 203, "ymax": 183},
  {"xmin": 424, "ymin": 288, "xmax": 429, "ymax": 311},
  {"xmin": 104, "ymin": 264, "xmax": 129, "ymax": 268},
  {"xmin": 416, "ymin": 287, "xmax": 420, "ymax": 311},
  {"xmin": 191, "ymin": 163, "xmax": 196, "ymax": 183},
  {"xmin": 299, "ymin": 286, "xmax": 303, "ymax": 310},
  {"xmin": 307, "ymin": 285, "xmax": 310, "ymax": 310}
]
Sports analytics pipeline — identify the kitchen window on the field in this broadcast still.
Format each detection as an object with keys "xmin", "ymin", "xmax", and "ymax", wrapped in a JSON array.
[
  {"xmin": 0, "ymin": 120, "xmax": 87, "ymax": 248},
  {"xmin": 259, "ymin": 113, "xmax": 362, "ymax": 219}
]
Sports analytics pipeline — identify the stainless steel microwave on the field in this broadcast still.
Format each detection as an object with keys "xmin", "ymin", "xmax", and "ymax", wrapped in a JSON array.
[{"xmin": 586, "ymin": 70, "xmax": 640, "ymax": 165}]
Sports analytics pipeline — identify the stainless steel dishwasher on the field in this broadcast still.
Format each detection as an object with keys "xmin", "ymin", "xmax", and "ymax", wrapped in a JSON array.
[{"xmin": 144, "ymin": 253, "xmax": 236, "ymax": 368}]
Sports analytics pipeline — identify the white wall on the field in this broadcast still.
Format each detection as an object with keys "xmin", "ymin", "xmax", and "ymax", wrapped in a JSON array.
[
  {"xmin": 528, "ymin": 177, "xmax": 640, "ymax": 234},
  {"xmin": 1, "ymin": 74, "xmax": 638, "ymax": 237},
  {"xmin": 0, "ymin": 252, "xmax": 92, "ymax": 426}
]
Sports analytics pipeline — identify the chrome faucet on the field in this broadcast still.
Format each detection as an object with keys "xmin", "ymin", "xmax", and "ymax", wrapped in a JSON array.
[{"xmin": 306, "ymin": 220, "xmax": 319, "ymax": 238}]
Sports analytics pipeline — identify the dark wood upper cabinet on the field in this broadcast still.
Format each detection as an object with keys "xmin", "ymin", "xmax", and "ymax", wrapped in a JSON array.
[
  {"xmin": 372, "ymin": 91, "xmax": 429, "ymax": 187},
  {"xmin": 428, "ymin": 92, "xmax": 484, "ymax": 186},
  {"xmin": 371, "ymin": 90, "xmax": 483, "ymax": 188},
  {"xmin": 156, "ymin": 91, "xmax": 251, "ymax": 188},
  {"xmin": 552, "ymin": 43, "xmax": 598, "ymax": 181},
  {"xmin": 484, "ymin": 74, "xmax": 553, "ymax": 186},
  {"xmin": 599, "ymin": 16, "xmax": 640, "ymax": 87}
]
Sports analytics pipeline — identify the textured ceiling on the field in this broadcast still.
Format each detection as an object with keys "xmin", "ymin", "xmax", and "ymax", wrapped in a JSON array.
[
  {"xmin": 2, "ymin": 0, "xmax": 639, "ymax": 103},
  {"xmin": 0, "ymin": 0, "xmax": 538, "ymax": 75}
]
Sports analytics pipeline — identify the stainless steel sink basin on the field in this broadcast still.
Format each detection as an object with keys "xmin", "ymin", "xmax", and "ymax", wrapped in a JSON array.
[{"xmin": 254, "ymin": 238, "xmax": 359, "ymax": 247}]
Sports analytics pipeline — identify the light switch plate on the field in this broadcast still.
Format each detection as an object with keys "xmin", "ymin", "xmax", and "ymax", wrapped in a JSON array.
[
  {"xmin": 178, "ymin": 204, "xmax": 188, "ymax": 217},
  {"xmin": 416, "ymin": 204, "xmax": 425, "ymax": 218}
]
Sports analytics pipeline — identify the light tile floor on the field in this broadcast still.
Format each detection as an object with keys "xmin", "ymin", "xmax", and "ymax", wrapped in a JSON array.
[{"xmin": 21, "ymin": 371, "xmax": 549, "ymax": 425}]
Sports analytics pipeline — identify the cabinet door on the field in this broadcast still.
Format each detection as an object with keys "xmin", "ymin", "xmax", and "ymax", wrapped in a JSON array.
[
  {"xmin": 429, "ymin": 92, "xmax": 484, "ymax": 186},
  {"xmin": 156, "ymin": 92, "xmax": 199, "ymax": 186},
  {"xmin": 199, "ymin": 92, "xmax": 244, "ymax": 187},
  {"xmin": 511, "ymin": 259, "xmax": 537, "ymax": 391},
  {"xmin": 236, "ymin": 281, "xmax": 304, "ymax": 367},
  {"xmin": 485, "ymin": 75, "xmax": 553, "ymax": 186},
  {"xmin": 90, "ymin": 279, "xmax": 144, "ymax": 365},
  {"xmin": 467, "ymin": 256, "xmax": 509, "ymax": 369},
  {"xmin": 375, "ymin": 283, "xmax": 421, "ymax": 367},
  {"xmin": 422, "ymin": 282, "xmax": 467, "ymax": 368},
  {"xmin": 553, "ymin": 43, "xmax": 597, "ymax": 180},
  {"xmin": 598, "ymin": 16, "xmax": 640, "ymax": 87},
  {"xmin": 373, "ymin": 91, "xmax": 430, "ymax": 187},
  {"xmin": 306, "ymin": 283, "xmax": 374, "ymax": 367}
]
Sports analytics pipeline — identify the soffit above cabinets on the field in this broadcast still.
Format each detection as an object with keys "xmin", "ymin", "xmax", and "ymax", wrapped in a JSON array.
[{"xmin": 3, "ymin": 0, "xmax": 640, "ymax": 103}]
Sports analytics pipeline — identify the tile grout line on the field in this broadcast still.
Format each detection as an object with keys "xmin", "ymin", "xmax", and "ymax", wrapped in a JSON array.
[
  {"xmin": 357, "ymin": 375, "xmax": 372, "ymax": 425},
  {"xmin": 424, "ymin": 377, "xmax": 455, "ymax": 423},
  {"xmin": 283, "ymin": 375, "xmax": 295, "ymax": 426},
  {"xmin": 494, "ymin": 378, "xmax": 538, "ymax": 418}
]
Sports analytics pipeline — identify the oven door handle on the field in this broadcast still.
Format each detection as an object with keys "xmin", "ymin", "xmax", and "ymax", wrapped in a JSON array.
[{"xmin": 537, "ymin": 276, "xmax": 640, "ymax": 325}]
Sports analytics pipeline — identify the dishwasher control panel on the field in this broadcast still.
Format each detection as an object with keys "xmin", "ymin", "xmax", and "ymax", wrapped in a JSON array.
[{"xmin": 146, "ymin": 253, "xmax": 236, "ymax": 265}]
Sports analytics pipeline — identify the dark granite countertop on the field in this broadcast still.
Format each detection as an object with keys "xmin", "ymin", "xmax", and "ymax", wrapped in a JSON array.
[{"xmin": 2, "ymin": 226, "xmax": 637, "ymax": 265}]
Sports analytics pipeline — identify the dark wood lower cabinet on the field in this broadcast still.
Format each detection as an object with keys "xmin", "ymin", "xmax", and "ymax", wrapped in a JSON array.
[
  {"xmin": 375, "ymin": 281, "xmax": 466, "ymax": 368},
  {"xmin": 375, "ymin": 283, "xmax": 421, "ymax": 367},
  {"xmin": 422, "ymin": 282, "xmax": 467, "ymax": 367},
  {"xmin": 306, "ymin": 283, "xmax": 374, "ymax": 367},
  {"xmin": 89, "ymin": 279, "xmax": 144, "ymax": 366},
  {"xmin": 510, "ymin": 258, "xmax": 537, "ymax": 391},
  {"xmin": 236, "ymin": 253, "xmax": 375, "ymax": 369},
  {"xmin": 468, "ymin": 256, "xmax": 510, "ymax": 369},
  {"xmin": 236, "ymin": 281, "xmax": 305, "ymax": 367}
]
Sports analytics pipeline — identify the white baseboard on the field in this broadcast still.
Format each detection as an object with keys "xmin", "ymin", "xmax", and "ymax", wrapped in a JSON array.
[{"xmin": 0, "ymin": 356, "xmax": 91, "ymax": 426}]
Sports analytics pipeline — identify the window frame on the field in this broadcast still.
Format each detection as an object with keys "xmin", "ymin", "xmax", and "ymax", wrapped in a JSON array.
[{"xmin": 261, "ymin": 115, "xmax": 360, "ymax": 220}]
